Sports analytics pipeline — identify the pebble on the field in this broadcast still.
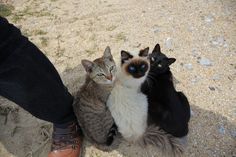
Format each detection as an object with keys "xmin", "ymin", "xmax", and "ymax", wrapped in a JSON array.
[
  {"xmin": 209, "ymin": 86, "xmax": 215, "ymax": 91},
  {"xmin": 184, "ymin": 63, "xmax": 193, "ymax": 70},
  {"xmin": 212, "ymin": 74, "xmax": 220, "ymax": 81},
  {"xmin": 190, "ymin": 110, "xmax": 194, "ymax": 116},
  {"xmin": 165, "ymin": 37, "xmax": 173, "ymax": 50},
  {"xmin": 133, "ymin": 42, "xmax": 141, "ymax": 48},
  {"xmin": 230, "ymin": 130, "xmax": 236, "ymax": 138},
  {"xmin": 192, "ymin": 48, "xmax": 199, "ymax": 57},
  {"xmin": 218, "ymin": 125, "xmax": 226, "ymax": 134},
  {"xmin": 188, "ymin": 26, "xmax": 194, "ymax": 32},
  {"xmin": 153, "ymin": 27, "xmax": 160, "ymax": 33},
  {"xmin": 204, "ymin": 15, "xmax": 214, "ymax": 23},
  {"xmin": 191, "ymin": 76, "xmax": 201, "ymax": 84},
  {"xmin": 199, "ymin": 57, "xmax": 212, "ymax": 66},
  {"xmin": 211, "ymin": 36, "xmax": 226, "ymax": 46}
]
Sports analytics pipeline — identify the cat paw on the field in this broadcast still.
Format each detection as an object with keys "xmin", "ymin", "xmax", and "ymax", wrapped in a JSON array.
[
  {"xmin": 109, "ymin": 124, "xmax": 118, "ymax": 135},
  {"xmin": 106, "ymin": 124, "xmax": 118, "ymax": 146},
  {"xmin": 106, "ymin": 134, "xmax": 114, "ymax": 146}
]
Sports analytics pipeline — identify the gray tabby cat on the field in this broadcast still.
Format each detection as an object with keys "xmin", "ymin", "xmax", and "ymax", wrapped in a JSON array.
[{"xmin": 73, "ymin": 46, "xmax": 120, "ymax": 151}]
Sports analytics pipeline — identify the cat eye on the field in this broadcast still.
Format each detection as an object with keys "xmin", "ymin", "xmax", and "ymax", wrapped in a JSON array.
[
  {"xmin": 97, "ymin": 73, "xmax": 105, "ymax": 76},
  {"xmin": 157, "ymin": 64, "xmax": 162, "ymax": 67},
  {"xmin": 151, "ymin": 57, "xmax": 155, "ymax": 62},
  {"xmin": 128, "ymin": 66, "xmax": 136, "ymax": 72},
  {"xmin": 140, "ymin": 64, "xmax": 146, "ymax": 69}
]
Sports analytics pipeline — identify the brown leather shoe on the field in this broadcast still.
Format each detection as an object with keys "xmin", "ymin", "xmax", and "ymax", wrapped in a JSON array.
[{"xmin": 48, "ymin": 122, "xmax": 83, "ymax": 157}]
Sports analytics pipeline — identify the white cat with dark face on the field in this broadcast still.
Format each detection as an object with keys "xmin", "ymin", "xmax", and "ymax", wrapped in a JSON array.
[{"xmin": 107, "ymin": 47, "xmax": 150, "ymax": 142}]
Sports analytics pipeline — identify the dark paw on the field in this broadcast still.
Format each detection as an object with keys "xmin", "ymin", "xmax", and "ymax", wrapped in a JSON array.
[
  {"xmin": 109, "ymin": 124, "xmax": 118, "ymax": 135},
  {"xmin": 106, "ymin": 124, "xmax": 118, "ymax": 146},
  {"xmin": 106, "ymin": 134, "xmax": 114, "ymax": 146}
]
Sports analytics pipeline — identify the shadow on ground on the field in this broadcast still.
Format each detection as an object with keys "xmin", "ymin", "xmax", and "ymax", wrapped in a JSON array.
[{"xmin": 0, "ymin": 65, "xmax": 235, "ymax": 157}]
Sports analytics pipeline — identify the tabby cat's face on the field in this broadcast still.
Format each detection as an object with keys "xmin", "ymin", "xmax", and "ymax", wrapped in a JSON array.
[
  {"xmin": 82, "ymin": 46, "xmax": 117, "ymax": 85},
  {"xmin": 119, "ymin": 47, "xmax": 150, "ymax": 86}
]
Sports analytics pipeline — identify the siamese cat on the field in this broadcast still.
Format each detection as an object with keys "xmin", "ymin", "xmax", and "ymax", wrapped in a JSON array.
[{"xmin": 107, "ymin": 47, "xmax": 184, "ymax": 156}]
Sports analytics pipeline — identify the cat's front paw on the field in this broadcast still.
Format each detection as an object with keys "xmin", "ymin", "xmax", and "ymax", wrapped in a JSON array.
[
  {"xmin": 109, "ymin": 124, "xmax": 118, "ymax": 135},
  {"xmin": 106, "ymin": 124, "xmax": 118, "ymax": 146}
]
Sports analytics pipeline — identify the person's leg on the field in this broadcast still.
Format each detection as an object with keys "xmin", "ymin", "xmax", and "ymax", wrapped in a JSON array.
[{"xmin": 0, "ymin": 17, "xmax": 82, "ymax": 157}]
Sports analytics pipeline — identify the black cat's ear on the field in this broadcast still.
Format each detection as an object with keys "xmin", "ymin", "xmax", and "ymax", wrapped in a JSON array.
[
  {"xmin": 152, "ymin": 43, "xmax": 161, "ymax": 54},
  {"xmin": 81, "ymin": 59, "xmax": 94, "ymax": 73},
  {"xmin": 168, "ymin": 58, "xmax": 176, "ymax": 65},
  {"xmin": 121, "ymin": 50, "xmax": 133, "ymax": 64},
  {"xmin": 139, "ymin": 47, "xmax": 149, "ymax": 57},
  {"xmin": 103, "ymin": 46, "xmax": 112, "ymax": 59}
]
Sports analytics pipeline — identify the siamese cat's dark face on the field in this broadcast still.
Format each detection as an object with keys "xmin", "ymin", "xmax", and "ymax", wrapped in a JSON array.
[
  {"xmin": 149, "ymin": 43, "xmax": 176, "ymax": 73},
  {"xmin": 121, "ymin": 47, "xmax": 150, "ymax": 79}
]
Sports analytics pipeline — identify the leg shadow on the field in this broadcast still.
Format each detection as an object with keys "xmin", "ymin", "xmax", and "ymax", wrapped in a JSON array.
[{"xmin": 0, "ymin": 65, "xmax": 235, "ymax": 157}]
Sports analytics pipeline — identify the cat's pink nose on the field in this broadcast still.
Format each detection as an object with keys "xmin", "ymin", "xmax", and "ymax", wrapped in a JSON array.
[{"xmin": 106, "ymin": 75, "xmax": 113, "ymax": 81}]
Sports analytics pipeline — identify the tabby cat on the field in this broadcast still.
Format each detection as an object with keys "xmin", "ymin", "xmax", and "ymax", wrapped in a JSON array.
[
  {"xmin": 73, "ymin": 46, "xmax": 120, "ymax": 151},
  {"xmin": 141, "ymin": 43, "xmax": 191, "ymax": 137}
]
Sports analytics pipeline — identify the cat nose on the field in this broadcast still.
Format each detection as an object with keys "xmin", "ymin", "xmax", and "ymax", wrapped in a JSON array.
[{"xmin": 106, "ymin": 75, "xmax": 113, "ymax": 81}]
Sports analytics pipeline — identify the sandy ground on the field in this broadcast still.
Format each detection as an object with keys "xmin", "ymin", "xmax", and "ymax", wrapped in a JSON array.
[{"xmin": 0, "ymin": 0, "xmax": 235, "ymax": 156}]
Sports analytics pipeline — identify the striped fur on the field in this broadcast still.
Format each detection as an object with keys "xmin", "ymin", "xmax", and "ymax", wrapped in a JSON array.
[
  {"xmin": 139, "ymin": 125, "xmax": 184, "ymax": 157},
  {"xmin": 73, "ymin": 47, "xmax": 120, "ymax": 151}
]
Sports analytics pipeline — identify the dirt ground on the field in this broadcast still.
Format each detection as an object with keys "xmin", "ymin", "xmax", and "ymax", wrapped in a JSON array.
[{"xmin": 0, "ymin": 0, "xmax": 235, "ymax": 156}]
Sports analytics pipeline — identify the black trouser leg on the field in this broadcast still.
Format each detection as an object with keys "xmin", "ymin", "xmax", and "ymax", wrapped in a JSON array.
[{"xmin": 0, "ymin": 17, "xmax": 76, "ymax": 124}]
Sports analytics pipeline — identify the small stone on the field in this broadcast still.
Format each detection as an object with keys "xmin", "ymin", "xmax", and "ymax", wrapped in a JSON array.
[
  {"xmin": 190, "ymin": 110, "xmax": 194, "ymax": 116},
  {"xmin": 133, "ymin": 42, "xmax": 141, "ymax": 48},
  {"xmin": 188, "ymin": 26, "xmax": 194, "ymax": 32},
  {"xmin": 153, "ymin": 28, "xmax": 160, "ymax": 33},
  {"xmin": 218, "ymin": 125, "xmax": 225, "ymax": 134},
  {"xmin": 191, "ymin": 76, "xmax": 201, "ymax": 84},
  {"xmin": 199, "ymin": 57, "xmax": 212, "ymax": 66},
  {"xmin": 211, "ymin": 36, "xmax": 226, "ymax": 46},
  {"xmin": 192, "ymin": 48, "xmax": 200, "ymax": 57},
  {"xmin": 230, "ymin": 130, "xmax": 236, "ymax": 138},
  {"xmin": 212, "ymin": 74, "xmax": 220, "ymax": 81},
  {"xmin": 209, "ymin": 86, "xmax": 215, "ymax": 91},
  {"xmin": 204, "ymin": 15, "xmax": 214, "ymax": 23},
  {"xmin": 183, "ymin": 63, "xmax": 193, "ymax": 70},
  {"xmin": 173, "ymin": 76, "xmax": 181, "ymax": 84},
  {"xmin": 165, "ymin": 37, "xmax": 173, "ymax": 50}
]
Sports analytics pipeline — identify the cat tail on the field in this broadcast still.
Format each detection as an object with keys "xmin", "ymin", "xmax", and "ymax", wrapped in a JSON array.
[{"xmin": 138, "ymin": 125, "xmax": 185, "ymax": 157}]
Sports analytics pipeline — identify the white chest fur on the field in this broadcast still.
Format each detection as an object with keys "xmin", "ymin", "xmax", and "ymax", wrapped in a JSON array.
[{"xmin": 107, "ymin": 82, "xmax": 148, "ymax": 141}]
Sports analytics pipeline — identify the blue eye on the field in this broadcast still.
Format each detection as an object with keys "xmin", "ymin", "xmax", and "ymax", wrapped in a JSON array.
[
  {"xmin": 128, "ymin": 66, "xmax": 136, "ymax": 72},
  {"xmin": 141, "ymin": 64, "xmax": 146, "ymax": 69}
]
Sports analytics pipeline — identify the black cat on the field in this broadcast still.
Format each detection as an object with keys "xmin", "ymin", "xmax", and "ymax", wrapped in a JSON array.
[{"xmin": 141, "ymin": 43, "xmax": 191, "ymax": 137}]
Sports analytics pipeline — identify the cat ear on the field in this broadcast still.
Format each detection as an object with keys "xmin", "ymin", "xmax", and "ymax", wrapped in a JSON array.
[
  {"xmin": 168, "ymin": 58, "xmax": 176, "ymax": 65},
  {"xmin": 121, "ymin": 50, "xmax": 133, "ymax": 63},
  {"xmin": 103, "ymin": 46, "xmax": 112, "ymax": 59},
  {"xmin": 152, "ymin": 43, "xmax": 161, "ymax": 54},
  {"xmin": 139, "ymin": 47, "xmax": 149, "ymax": 57},
  {"xmin": 81, "ymin": 59, "xmax": 94, "ymax": 73}
]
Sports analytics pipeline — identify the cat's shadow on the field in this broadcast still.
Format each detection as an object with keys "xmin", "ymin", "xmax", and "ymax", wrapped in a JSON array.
[
  {"xmin": 0, "ymin": 64, "xmax": 235, "ymax": 157},
  {"xmin": 61, "ymin": 65, "xmax": 236, "ymax": 157}
]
